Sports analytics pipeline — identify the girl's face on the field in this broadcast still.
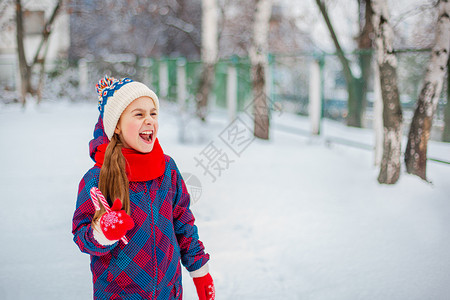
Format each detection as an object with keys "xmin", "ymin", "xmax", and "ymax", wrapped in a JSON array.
[{"xmin": 115, "ymin": 96, "xmax": 159, "ymax": 153}]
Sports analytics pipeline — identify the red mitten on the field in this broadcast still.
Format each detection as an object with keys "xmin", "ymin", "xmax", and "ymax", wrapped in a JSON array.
[
  {"xmin": 99, "ymin": 198, "xmax": 134, "ymax": 241},
  {"xmin": 193, "ymin": 273, "xmax": 215, "ymax": 300}
]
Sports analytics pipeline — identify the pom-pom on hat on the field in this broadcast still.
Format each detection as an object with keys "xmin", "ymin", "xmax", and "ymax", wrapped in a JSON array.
[{"xmin": 96, "ymin": 76, "xmax": 159, "ymax": 140}]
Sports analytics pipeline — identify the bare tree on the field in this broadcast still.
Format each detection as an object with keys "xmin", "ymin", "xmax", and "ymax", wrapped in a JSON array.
[
  {"xmin": 68, "ymin": 0, "xmax": 201, "ymax": 60},
  {"xmin": 405, "ymin": 0, "xmax": 450, "ymax": 181},
  {"xmin": 15, "ymin": 0, "xmax": 28, "ymax": 106},
  {"xmin": 15, "ymin": 0, "xmax": 62, "ymax": 106},
  {"xmin": 218, "ymin": 1, "xmax": 309, "ymax": 58},
  {"xmin": 196, "ymin": 0, "xmax": 218, "ymax": 121},
  {"xmin": 371, "ymin": 0, "xmax": 403, "ymax": 184},
  {"xmin": 315, "ymin": 0, "xmax": 363, "ymax": 128},
  {"xmin": 250, "ymin": 0, "xmax": 272, "ymax": 140},
  {"xmin": 357, "ymin": 0, "xmax": 374, "ymax": 125},
  {"xmin": 443, "ymin": 58, "xmax": 450, "ymax": 142}
]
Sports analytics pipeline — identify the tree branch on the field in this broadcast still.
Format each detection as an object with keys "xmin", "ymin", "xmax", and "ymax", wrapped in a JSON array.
[
  {"xmin": 164, "ymin": 15, "xmax": 201, "ymax": 49},
  {"xmin": 315, "ymin": 0, "xmax": 355, "ymax": 84},
  {"xmin": 32, "ymin": 0, "xmax": 62, "ymax": 66},
  {"xmin": 392, "ymin": 1, "xmax": 438, "ymax": 29}
]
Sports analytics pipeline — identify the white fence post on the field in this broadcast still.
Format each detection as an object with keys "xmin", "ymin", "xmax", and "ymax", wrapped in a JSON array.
[
  {"xmin": 177, "ymin": 58, "xmax": 187, "ymax": 111},
  {"xmin": 79, "ymin": 58, "xmax": 88, "ymax": 94},
  {"xmin": 159, "ymin": 59, "xmax": 169, "ymax": 99},
  {"xmin": 141, "ymin": 58, "xmax": 152, "ymax": 87},
  {"xmin": 373, "ymin": 62, "xmax": 383, "ymax": 166},
  {"xmin": 227, "ymin": 64, "xmax": 237, "ymax": 121},
  {"xmin": 15, "ymin": 60, "xmax": 20, "ymax": 94},
  {"xmin": 309, "ymin": 59, "xmax": 322, "ymax": 135}
]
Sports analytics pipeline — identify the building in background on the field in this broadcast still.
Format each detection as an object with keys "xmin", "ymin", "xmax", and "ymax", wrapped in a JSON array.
[{"xmin": 0, "ymin": 0, "xmax": 69, "ymax": 90}]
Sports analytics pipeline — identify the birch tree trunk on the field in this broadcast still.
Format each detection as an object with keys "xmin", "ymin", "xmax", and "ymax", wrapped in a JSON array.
[
  {"xmin": 371, "ymin": 0, "xmax": 403, "ymax": 184},
  {"xmin": 250, "ymin": 0, "xmax": 272, "ymax": 140},
  {"xmin": 196, "ymin": 0, "xmax": 218, "ymax": 121},
  {"xmin": 405, "ymin": 0, "xmax": 450, "ymax": 180}
]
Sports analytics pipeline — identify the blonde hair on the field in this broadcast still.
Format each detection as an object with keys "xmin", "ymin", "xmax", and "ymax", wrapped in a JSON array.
[{"xmin": 93, "ymin": 134, "xmax": 130, "ymax": 222}]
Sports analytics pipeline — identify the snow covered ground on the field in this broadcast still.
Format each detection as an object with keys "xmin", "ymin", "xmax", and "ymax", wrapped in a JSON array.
[{"xmin": 0, "ymin": 100, "xmax": 449, "ymax": 300}]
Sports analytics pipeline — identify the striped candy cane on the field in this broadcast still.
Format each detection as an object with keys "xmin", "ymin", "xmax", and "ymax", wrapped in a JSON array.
[{"xmin": 90, "ymin": 187, "xmax": 129, "ymax": 244}]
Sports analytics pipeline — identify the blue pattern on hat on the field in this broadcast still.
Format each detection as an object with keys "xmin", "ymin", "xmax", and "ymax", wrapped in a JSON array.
[{"xmin": 96, "ymin": 76, "xmax": 134, "ymax": 118}]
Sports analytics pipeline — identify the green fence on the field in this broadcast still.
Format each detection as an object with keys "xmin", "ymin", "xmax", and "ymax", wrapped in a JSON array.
[
  {"xmin": 143, "ymin": 56, "xmax": 253, "ymax": 112},
  {"xmin": 1, "ymin": 50, "xmax": 448, "ymax": 141}
]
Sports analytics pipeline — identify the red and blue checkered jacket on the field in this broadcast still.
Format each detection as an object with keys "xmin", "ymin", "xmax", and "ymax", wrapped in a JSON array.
[{"xmin": 72, "ymin": 116, "xmax": 210, "ymax": 299}]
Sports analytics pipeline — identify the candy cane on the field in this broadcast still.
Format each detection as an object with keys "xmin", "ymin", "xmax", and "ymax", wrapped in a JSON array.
[
  {"xmin": 89, "ymin": 188, "xmax": 101, "ymax": 211},
  {"xmin": 90, "ymin": 187, "xmax": 111, "ymax": 212},
  {"xmin": 90, "ymin": 187, "xmax": 129, "ymax": 244}
]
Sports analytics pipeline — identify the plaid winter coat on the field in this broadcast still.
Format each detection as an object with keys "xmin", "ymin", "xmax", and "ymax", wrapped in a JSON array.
[{"xmin": 72, "ymin": 116, "xmax": 210, "ymax": 299}]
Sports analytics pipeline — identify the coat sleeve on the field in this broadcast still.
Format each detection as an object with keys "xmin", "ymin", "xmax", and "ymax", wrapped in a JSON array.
[
  {"xmin": 72, "ymin": 168, "xmax": 118, "ymax": 256},
  {"xmin": 170, "ymin": 159, "xmax": 210, "ymax": 272}
]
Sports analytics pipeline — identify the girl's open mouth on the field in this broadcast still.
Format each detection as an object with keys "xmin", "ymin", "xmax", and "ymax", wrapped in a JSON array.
[{"xmin": 139, "ymin": 130, "xmax": 154, "ymax": 144}]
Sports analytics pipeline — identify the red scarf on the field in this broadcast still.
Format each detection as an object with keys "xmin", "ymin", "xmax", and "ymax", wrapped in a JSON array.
[{"xmin": 94, "ymin": 138, "xmax": 166, "ymax": 181}]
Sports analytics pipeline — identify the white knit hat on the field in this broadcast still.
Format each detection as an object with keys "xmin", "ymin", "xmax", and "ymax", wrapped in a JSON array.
[{"xmin": 96, "ymin": 76, "xmax": 159, "ymax": 140}]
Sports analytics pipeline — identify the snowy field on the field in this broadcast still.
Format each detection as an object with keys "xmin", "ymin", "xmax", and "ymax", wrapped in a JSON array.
[{"xmin": 0, "ymin": 100, "xmax": 449, "ymax": 300}]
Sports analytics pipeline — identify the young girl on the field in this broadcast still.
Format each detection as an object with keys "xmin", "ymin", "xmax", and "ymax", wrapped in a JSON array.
[{"xmin": 72, "ymin": 76, "xmax": 215, "ymax": 300}]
